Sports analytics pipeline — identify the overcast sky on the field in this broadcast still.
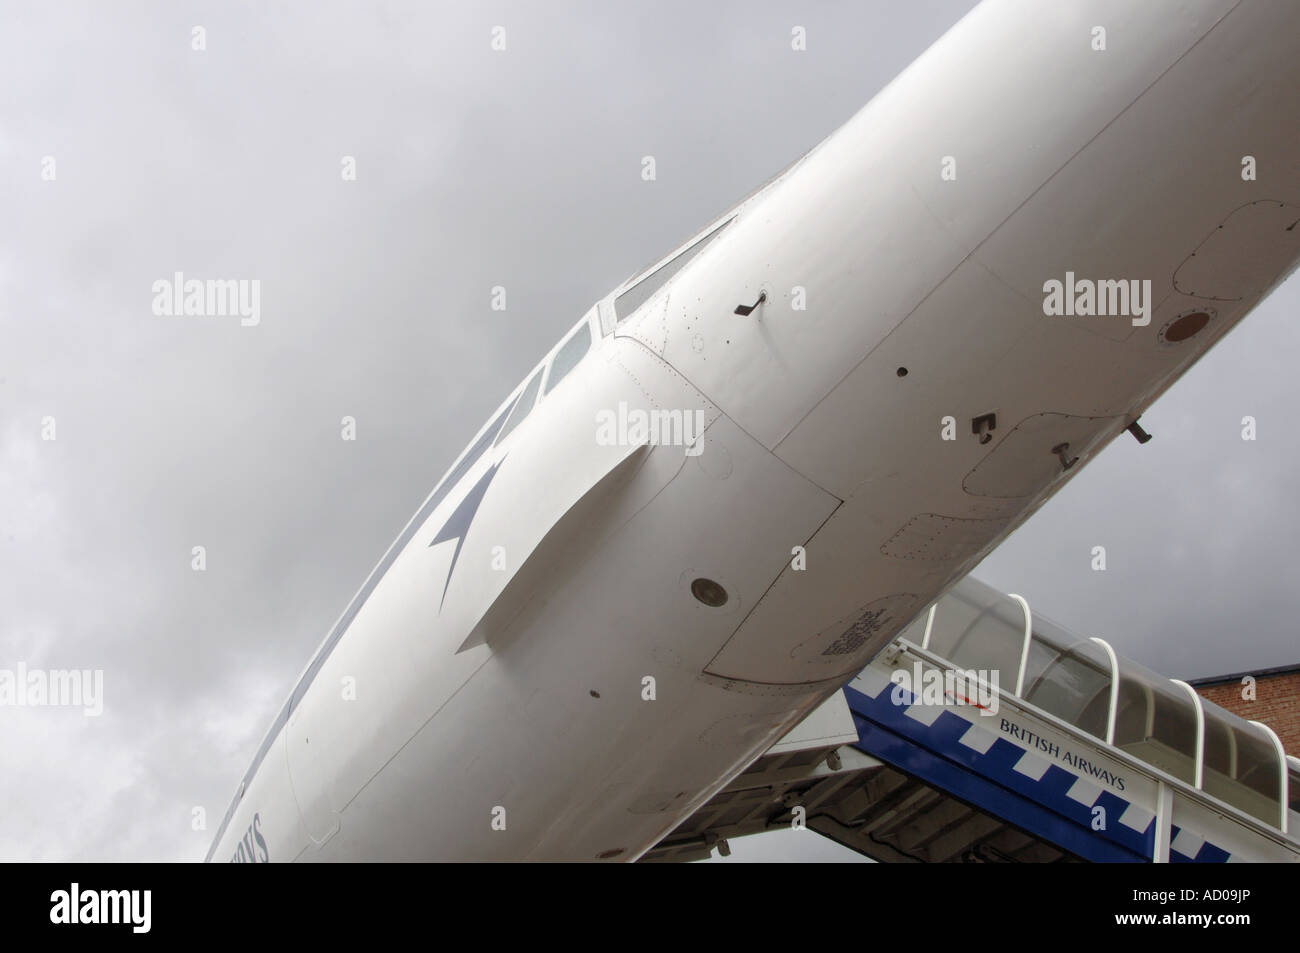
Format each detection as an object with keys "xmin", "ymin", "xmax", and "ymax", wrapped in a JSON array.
[{"xmin": 2, "ymin": 0, "xmax": 1295, "ymax": 863}]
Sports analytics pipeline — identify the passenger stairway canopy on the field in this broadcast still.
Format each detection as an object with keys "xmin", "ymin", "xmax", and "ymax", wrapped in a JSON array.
[
  {"xmin": 906, "ymin": 578, "xmax": 1292, "ymax": 834},
  {"xmin": 645, "ymin": 578, "xmax": 1299, "ymax": 863}
]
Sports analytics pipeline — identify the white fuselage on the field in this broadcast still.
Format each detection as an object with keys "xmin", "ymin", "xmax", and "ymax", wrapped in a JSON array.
[{"xmin": 210, "ymin": 0, "xmax": 1300, "ymax": 862}]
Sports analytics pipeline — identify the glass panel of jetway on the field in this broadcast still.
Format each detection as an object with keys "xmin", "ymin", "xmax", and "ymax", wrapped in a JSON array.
[
  {"xmin": 1019, "ymin": 617, "xmax": 1112, "ymax": 742},
  {"xmin": 1290, "ymin": 758, "xmax": 1300, "ymax": 832},
  {"xmin": 1201, "ymin": 700, "xmax": 1283, "ymax": 826},
  {"xmin": 1112, "ymin": 659, "xmax": 1200, "ymax": 786},
  {"xmin": 923, "ymin": 582, "xmax": 1025, "ymax": 685}
]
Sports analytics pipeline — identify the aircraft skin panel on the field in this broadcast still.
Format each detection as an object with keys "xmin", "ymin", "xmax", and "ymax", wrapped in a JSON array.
[
  {"xmin": 279, "ymin": 339, "xmax": 729, "ymax": 855},
  {"xmin": 654, "ymin": 0, "xmax": 1249, "ymax": 453},
  {"xmin": 697, "ymin": 0, "xmax": 1300, "ymax": 686},
  {"xmin": 453, "ymin": 440, "xmax": 653, "ymax": 654},
  {"xmin": 294, "ymin": 412, "xmax": 841, "ymax": 862},
  {"xmin": 209, "ymin": 0, "xmax": 1300, "ymax": 862}
]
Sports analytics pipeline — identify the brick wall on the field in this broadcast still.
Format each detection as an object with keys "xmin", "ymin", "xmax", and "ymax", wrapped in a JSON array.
[{"xmin": 1195, "ymin": 671, "xmax": 1300, "ymax": 756}]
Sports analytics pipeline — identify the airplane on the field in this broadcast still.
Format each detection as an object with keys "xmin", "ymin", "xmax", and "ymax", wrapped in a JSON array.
[{"xmin": 208, "ymin": 0, "xmax": 1300, "ymax": 862}]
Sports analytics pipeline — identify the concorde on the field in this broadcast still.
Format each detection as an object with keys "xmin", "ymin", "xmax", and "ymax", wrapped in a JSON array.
[{"xmin": 208, "ymin": 0, "xmax": 1300, "ymax": 862}]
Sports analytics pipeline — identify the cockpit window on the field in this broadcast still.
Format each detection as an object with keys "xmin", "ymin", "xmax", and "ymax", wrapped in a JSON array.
[
  {"xmin": 436, "ymin": 399, "xmax": 513, "ymax": 498},
  {"xmin": 544, "ymin": 323, "xmax": 591, "ymax": 395},
  {"xmin": 615, "ymin": 217, "xmax": 732, "ymax": 322},
  {"xmin": 493, "ymin": 368, "xmax": 543, "ymax": 447}
]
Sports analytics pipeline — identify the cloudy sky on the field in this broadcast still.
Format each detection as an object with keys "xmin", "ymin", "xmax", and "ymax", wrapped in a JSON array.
[{"xmin": 2, "ymin": 0, "xmax": 1295, "ymax": 863}]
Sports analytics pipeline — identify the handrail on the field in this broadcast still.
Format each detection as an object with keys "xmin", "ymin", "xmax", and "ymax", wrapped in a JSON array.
[
  {"xmin": 1008, "ymin": 593, "xmax": 1032, "ymax": 698},
  {"xmin": 1250, "ymin": 720, "xmax": 1289, "ymax": 834},
  {"xmin": 1090, "ymin": 637, "xmax": 1120, "ymax": 746},
  {"xmin": 1170, "ymin": 678, "xmax": 1205, "ymax": 789},
  {"xmin": 920, "ymin": 604, "xmax": 936, "ymax": 651}
]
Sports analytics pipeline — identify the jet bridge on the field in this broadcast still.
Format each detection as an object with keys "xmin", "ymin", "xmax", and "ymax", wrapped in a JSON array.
[{"xmin": 644, "ymin": 578, "xmax": 1299, "ymax": 863}]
